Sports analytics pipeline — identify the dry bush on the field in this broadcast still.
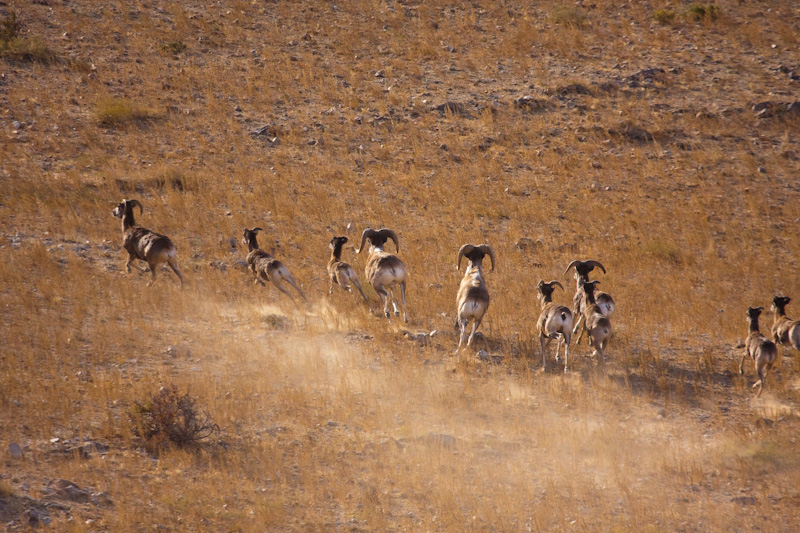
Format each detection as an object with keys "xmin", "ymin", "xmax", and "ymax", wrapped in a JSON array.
[
  {"xmin": 130, "ymin": 385, "xmax": 221, "ymax": 450},
  {"xmin": 0, "ymin": 10, "xmax": 56, "ymax": 63}
]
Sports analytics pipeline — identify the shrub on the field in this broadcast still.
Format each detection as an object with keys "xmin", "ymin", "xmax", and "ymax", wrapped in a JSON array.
[
  {"xmin": 0, "ymin": 11, "xmax": 56, "ymax": 63},
  {"xmin": 686, "ymin": 4, "xmax": 720, "ymax": 22},
  {"xmin": 130, "ymin": 385, "xmax": 221, "ymax": 450},
  {"xmin": 95, "ymin": 97, "xmax": 159, "ymax": 126},
  {"xmin": 653, "ymin": 9, "xmax": 676, "ymax": 25},
  {"xmin": 550, "ymin": 6, "xmax": 588, "ymax": 29},
  {"xmin": 161, "ymin": 40, "xmax": 187, "ymax": 55}
]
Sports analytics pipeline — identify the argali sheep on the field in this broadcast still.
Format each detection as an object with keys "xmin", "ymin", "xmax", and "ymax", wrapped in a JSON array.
[
  {"xmin": 740, "ymin": 306, "xmax": 779, "ymax": 397},
  {"xmin": 454, "ymin": 244, "xmax": 495, "ymax": 352},
  {"xmin": 535, "ymin": 280, "xmax": 573, "ymax": 372},
  {"xmin": 355, "ymin": 228, "xmax": 407, "ymax": 322},
  {"xmin": 580, "ymin": 280, "xmax": 612, "ymax": 361},
  {"xmin": 327, "ymin": 236, "xmax": 371, "ymax": 311},
  {"xmin": 564, "ymin": 259, "xmax": 615, "ymax": 342},
  {"xmin": 242, "ymin": 227, "xmax": 307, "ymax": 303},
  {"xmin": 112, "ymin": 198, "xmax": 184, "ymax": 287},
  {"xmin": 770, "ymin": 296, "xmax": 800, "ymax": 354}
]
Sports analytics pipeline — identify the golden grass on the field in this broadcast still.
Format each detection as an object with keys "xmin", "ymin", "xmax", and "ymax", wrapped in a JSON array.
[{"xmin": 1, "ymin": 0, "xmax": 800, "ymax": 529}]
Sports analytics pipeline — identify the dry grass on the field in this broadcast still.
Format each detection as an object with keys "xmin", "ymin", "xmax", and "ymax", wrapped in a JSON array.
[{"xmin": 2, "ymin": 0, "xmax": 800, "ymax": 529}]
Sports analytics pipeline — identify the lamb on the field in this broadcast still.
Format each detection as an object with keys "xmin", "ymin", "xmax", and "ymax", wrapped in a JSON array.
[
  {"xmin": 111, "ymin": 199, "xmax": 183, "ymax": 287},
  {"xmin": 770, "ymin": 296, "xmax": 800, "ymax": 354},
  {"xmin": 740, "ymin": 306, "xmax": 779, "ymax": 397},
  {"xmin": 242, "ymin": 227, "xmax": 307, "ymax": 303},
  {"xmin": 579, "ymin": 280, "xmax": 612, "ymax": 361},
  {"xmin": 454, "ymin": 244, "xmax": 495, "ymax": 352},
  {"xmin": 535, "ymin": 280, "xmax": 573, "ymax": 372},
  {"xmin": 327, "ymin": 236, "xmax": 371, "ymax": 311},
  {"xmin": 355, "ymin": 228, "xmax": 407, "ymax": 322}
]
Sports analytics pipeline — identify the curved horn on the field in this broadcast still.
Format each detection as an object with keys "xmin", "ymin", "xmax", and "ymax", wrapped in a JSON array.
[
  {"xmin": 548, "ymin": 280, "xmax": 564, "ymax": 291},
  {"xmin": 457, "ymin": 244, "xmax": 475, "ymax": 271},
  {"xmin": 584, "ymin": 260, "xmax": 606, "ymax": 274},
  {"xmin": 127, "ymin": 199, "xmax": 143, "ymax": 215},
  {"xmin": 252, "ymin": 227, "xmax": 263, "ymax": 233},
  {"xmin": 564, "ymin": 259, "xmax": 583, "ymax": 276},
  {"xmin": 536, "ymin": 279, "xmax": 545, "ymax": 289},
  {"xmin": 478, "ymin": 244, "xmax": 496, "ymax": 271},
  {"xmin": 377, "ymin": 228, "xmax": 399, "ymax": 252},
  {"xmin": 356, "ymin": 228, "xmax": 375, "ymax": 254}
]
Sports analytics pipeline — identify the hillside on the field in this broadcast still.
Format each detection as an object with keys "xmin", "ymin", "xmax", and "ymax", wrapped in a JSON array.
[{"xmin": 2, "ymin": 0, "xmax": 800, "ymax": 530}]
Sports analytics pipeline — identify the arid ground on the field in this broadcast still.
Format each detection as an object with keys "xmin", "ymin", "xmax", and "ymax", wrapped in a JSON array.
[{"xmin": 2, "ymin": 0, "xmax": 800, "ymax": 530}]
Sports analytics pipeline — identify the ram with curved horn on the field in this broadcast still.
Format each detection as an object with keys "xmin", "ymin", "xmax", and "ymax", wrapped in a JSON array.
[
  {"xmin": 564, "ymin": 259, "xmax": 615, "ymax": 343},
  {"xmin": 112, "ymin": 198, "xmax": 184, "ymax": 287},
  {"xmin": 355, "ymin": 228, "xmax": 407, "ymax": 322},
  {"xmin": 242, "ymin": 227, "xmax": 307, "ymax": 303},
  {"xmin": 454, "ymin": 244, "xmax": 495, "ymax": 352},
  {"xmin": 535, "ymin": 280, "xmax": 573, "ymax": 372}
]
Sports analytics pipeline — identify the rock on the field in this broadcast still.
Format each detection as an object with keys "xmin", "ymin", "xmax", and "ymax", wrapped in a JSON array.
[
  {"xmin": 8, "ymin": 442, "xmax": 22, "ymax": 458},
  {"xmin": 731, "ymin": 496, "xmax": 756, "ymax": 506},
  {"xmin": 515, "ymin": 237, "xmax": 543, "ymax": 251},
  {"xmin": 374, "ymin": 69, "xmax": 385, "ymax": 78},
  {"xmin": 513, "ymin": 95, "xmax": 548, "ymax": 112},
  {"xmin": 44, "ymin": 480, "xmax": 91, "ymax": 503},
  {"xmin": 433, "ymin": 101, "xmax": 474, "ymax": 117}
]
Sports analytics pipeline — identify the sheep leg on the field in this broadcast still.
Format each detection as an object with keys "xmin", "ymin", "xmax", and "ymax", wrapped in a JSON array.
[
  {"xmin": 168, "ymin": 259, "xmax": 184, "ymax": 287},
  {"xmin": 467, "ymin": 317, "xmax": 482, "ymax": 347},
  {"xmin": 739, "ymin": 350, "xmax": 748, "ymax": 376},
  {"xmin": 374, "ymin": 283, "xmax": 391, "ymax": 319},
  {"xmin": 562, "ymin": 333, "xmax": 571, "ymax": 373},
  {"xmin": 388, "ymin": 286, "xmax": 400, "ymax": 317},
  {"xmin": 572, "ymin": 311, "xmax": 583, "ymax": 337},
  {"xmin": 399, "ymin": 280, "xmax": 408, "ymax": 323},
  {"xmin": 126, "ymin": 253, "xmax": 146, "ymax": 274},
  {"xmin": 146, "ymin": 262, "xmax": 158, "ymax": 286},
  {"xmin": 456, "ymin": 318, "xmax": 468, "ymax": 353},
  {"xmin": 540, "ymin": 335, "xmax": 551, "ymax": 371},
  {"xmin": 573, "ymin": 314, "xmax": 585, "ymax": 343}
]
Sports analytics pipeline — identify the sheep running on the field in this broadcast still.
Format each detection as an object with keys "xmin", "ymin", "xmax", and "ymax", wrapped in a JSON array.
[
  {"xmin": 454, "ymin": 244, "xmax": 495, "ymax": 353},
  {"xmin": 242, "ymin": 227, "xmax": 307, "ymax": 303},
  {"xmin": 579, "ymin": 280, "xmax": 612, "ymax": 361},
  {"xmin": 564, "ymin": 259, "xmax": 615, "ymax": 343},
  {"xmin": 770, "ymin": 296, "xmax": 800, "ymax": 355},
  {"xmin": 112, "ymin": 199, "xmax": 183, "ymax": 287},
  {"xmin": 740, "ymin": 306, "xmax": 778, "ymax": 397},
  {"xmin": 327, "ymin": 236, "xmax": 371, "ymax": 311},
  {"xmin": 355, "ymin": 228, "xmax": 407, "ymax": 322},
  {"xmin": 535, "ymin": 280, "xmax": 573, "ymax": 372}
]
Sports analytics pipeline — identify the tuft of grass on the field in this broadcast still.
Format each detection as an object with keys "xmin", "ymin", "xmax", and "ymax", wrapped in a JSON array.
[
  {"xmin": 94, "ymin": 97, "xmax": 159, "ymax": 126},
  {"xmin": 550, "ymin": 6, "xmax": 588, "ymax": 29},
  {"xmin": 644, "ymin": 239, "xmax": 683, "ymax": 266},
  {"xmin": 130, "ymin": 385, "xmax": 221, "ymax": 451},
  {"xmin": 685, "ymin": 4, "xmax": 720, "ymax": 23},
  {"xmin": 161, "ymin": 40, "xmax": 187, "ymax": 55},
  {"xmin": 0, "ymin": 11, "xmax": 56, "ymax": 63},
  {"xmin": 653, "ymin": 9, "xmax": 677, "ymax": 25}
]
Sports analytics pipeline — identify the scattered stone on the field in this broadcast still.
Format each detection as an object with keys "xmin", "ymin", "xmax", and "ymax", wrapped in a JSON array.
[
  {"xmin": 476, "ymin": 350, "xmax": 503, "ymax": 363},
  {"xmin": 8, "ymin": 442, "xmax": 22, "ymax": 458},
  {"xmin": 209, "ymin": 259, "xmax": 227, "ymax": 271},
  {"xmin": 731, "ymin": 496, "xmax": 757, "ymax": 506},
  {"xmin": 515, "ymin": 237, "xmax": 543, "ymax": 251},
  {"xmin": 513, "ymin": 95, "xmax": 549, "ymax": 112},
  {"xmin": 43, "ymin": 480, "xmax": 91, "ymax": 503},
  {"xmin": 374, "ymin": 69, "xmax": 385, "ymax": 78},
  {"xmin": 432, "ymin": 101, "xmax": 474, "ymax": 117}
]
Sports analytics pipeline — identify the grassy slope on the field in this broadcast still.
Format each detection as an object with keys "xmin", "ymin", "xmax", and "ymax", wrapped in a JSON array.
[{"xmin": 1, "ymin": 0, "xmax": 800, "ymax": 530}]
